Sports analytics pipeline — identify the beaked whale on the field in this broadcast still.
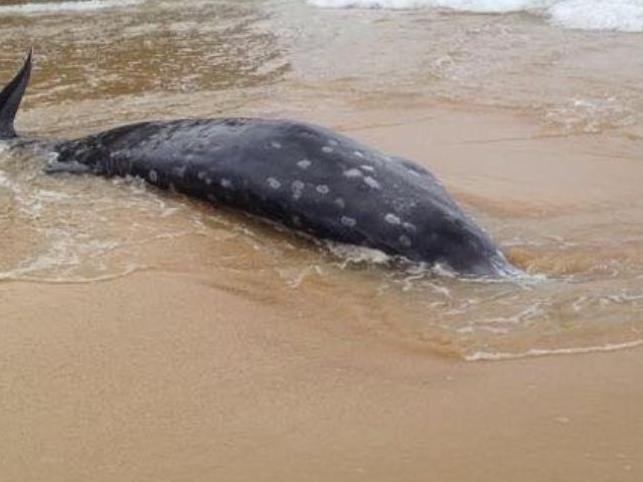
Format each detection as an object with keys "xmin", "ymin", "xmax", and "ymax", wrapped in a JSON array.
[{"xmin": 0, "ymin": 50, "xmax": 512, "ymax": 276}]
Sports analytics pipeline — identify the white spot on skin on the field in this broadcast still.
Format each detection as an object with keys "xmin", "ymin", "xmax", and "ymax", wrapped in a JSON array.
[
  {"xmin": 354, "ymin": 150, "xmax": 364, "ymax": 158},
  {"xmin": 328, "ymin": 139, "xmax": 339, "ymax": 146},
  {"xmin": 205, "ymin": 178, "xmax": 213, "ymax": 185},
  {"xmin": 267, "ymin": 177, "xmax": 281, "ymax": 189},
  {"xmin": 292, "ymin": 180, "xmax": 305, "ymax": 200},
  {"xmin": 341, "ymin": 216, "xmax": 357, "ymax": 227},
  {"xmin": 403, "ymin": 222, "xmax": 417, "ymax": 233},
  {"xmin": 197, "ymin": 171, "xmax": 207, "ymax": 180},
  {"xmin": 364, "ymin": 176, "xmax": 381, "ymax": 190},
  {"xmin": 322, "ymin": 146, "xmax": 334, "ymax": 154},
  {"xmin": 316, "ymin": 185, "xmax": 330, "ymax": 195},
  {"xmin": 149, "ymin": 170, "xmax": 158, "ymax": 183},
  {"xmin": 399, "ymin": 234, "xmax": 412, "ymax": 247},
  {"xmin": 297, "ymin": 159, "xmax": 312, "ymax": 169},
  {"xmin": 385, "ymin": 213, "xmax": 401, "ymax": 225},
  {"xmin": 344, "ymin": 168, "xmax": 362, "ymax": 178},
  {"xmin": 334, "ymin": 198, "xmax": 346, "ymax": 209},
  {"xmin": 270, "ymin": 141, "xmax": 282, "ymax": 149},
  {"xmin": 360, "ymin": 165, "xmax": 375, "ymax": 172},
  {"xmin": 221, "ymin": 178, "xmax": 233, "ymax": 189}
]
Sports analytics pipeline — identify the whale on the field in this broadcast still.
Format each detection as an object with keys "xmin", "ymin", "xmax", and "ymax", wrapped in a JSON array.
[{"xmin": 0, "ymin": 50, "xmax": 512, "ymax": 276}]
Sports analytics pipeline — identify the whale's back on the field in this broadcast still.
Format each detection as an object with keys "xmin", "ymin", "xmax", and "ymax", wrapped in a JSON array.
[{"xmin": 54, "ymin": 118, "xmax": 505, "ymax": 275}]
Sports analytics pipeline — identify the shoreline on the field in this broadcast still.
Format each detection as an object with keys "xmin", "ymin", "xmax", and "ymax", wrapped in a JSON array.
[{"xmin": 6, "ymin": 95, "xmax": 643, "ymax": 358}]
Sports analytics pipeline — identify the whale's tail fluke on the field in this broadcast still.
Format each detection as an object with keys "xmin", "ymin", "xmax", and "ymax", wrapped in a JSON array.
[{"xmin": 0, "ymin": 48, "xmax": 32, "ymax": 139}]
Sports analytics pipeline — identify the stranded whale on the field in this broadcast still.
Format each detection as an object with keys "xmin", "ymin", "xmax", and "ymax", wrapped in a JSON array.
[{"xmin": 1, "ymin": 50, "xmax": 512, "ymax": 276}]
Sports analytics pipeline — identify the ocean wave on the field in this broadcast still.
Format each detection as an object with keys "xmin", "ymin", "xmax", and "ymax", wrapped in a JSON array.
[
  {"xmin": 548, "ymin": 0, "xmax": 643, "ymax": 32},
  {"xmin": 0, "ymin": 0, "xmax": 144, "ymax": 15},
  {"xmin": 308, "ymin": 0, "xmax": 555, "ymax": 12},
  {"xmin": 308, "ymin": 0, "xmax": 643, "ymax": 32}
]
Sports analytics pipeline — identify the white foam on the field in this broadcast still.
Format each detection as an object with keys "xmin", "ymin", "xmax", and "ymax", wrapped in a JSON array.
[
  {"xmin": 308, "ymin": 0, "xmax": 643, "ymax": 32},
  {"xmin": 549, "ymin": 0, "xmax": 643, "ymax": 33},
  {"xmin": 0, "ymin": 0, "xmax": 144, "ymax": 15},
  {"xmin": 465, "ymin": 339, "xmax": 643, "ymax": 361},
  {"xmin": 309, "ymin": 0, "xmax": 555, "ymax": 12},
  {"xmin": 327, "ymin": 241, "xmax": 392, "ymax": 265}
]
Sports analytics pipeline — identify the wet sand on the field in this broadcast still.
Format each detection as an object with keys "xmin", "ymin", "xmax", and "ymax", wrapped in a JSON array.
[
  {"xmin": 2, "ymin": 270, "xmax": 642, "ymax": 482},
  {"xmin": 2, "ymin": 104, "xmax": 642, "ymax": 481}
]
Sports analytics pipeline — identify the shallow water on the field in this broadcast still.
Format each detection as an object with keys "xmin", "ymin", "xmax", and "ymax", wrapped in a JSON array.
[{"xmin": 0, "ymin": 0, "xmax": 642, "ymax": 360}]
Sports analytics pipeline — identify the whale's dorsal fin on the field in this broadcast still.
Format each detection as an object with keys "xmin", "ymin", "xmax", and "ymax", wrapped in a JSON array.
[{"xmin": 0, "ymin": 48, "xmax": 32, "ymax": 139}]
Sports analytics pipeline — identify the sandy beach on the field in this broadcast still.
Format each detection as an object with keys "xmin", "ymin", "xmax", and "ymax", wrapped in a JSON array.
[
  {"xmin": 3, "ymin": 102, "xmax": 643, "ymax": 481},
  {"xmin": 1, "ymin": 1, "xmax": 642, "ymax": 480},
  {"xmin": 2, "ymin": 269, "xmax": 642, "ymax": 482}
]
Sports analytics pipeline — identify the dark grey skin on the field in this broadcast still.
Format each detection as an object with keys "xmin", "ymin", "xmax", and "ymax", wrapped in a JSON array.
[{"xmin": 1, "ymin": 51, "xmax": 512, "ymax": 276}]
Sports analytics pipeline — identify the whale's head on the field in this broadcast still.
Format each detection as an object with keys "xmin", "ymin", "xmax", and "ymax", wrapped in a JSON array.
[
  {"xmin": 0, "ymin": 49, "xmax": 32, "ymax": 141},
  {"xmin": 416, "ymin": 203, "xmax": 514, "ymax": 278}
]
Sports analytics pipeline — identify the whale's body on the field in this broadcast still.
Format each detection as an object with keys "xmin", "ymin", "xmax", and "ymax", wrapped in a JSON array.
[{"xmin": 1, "ymin": 50, "xmax": 511, "ymax": 276}]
